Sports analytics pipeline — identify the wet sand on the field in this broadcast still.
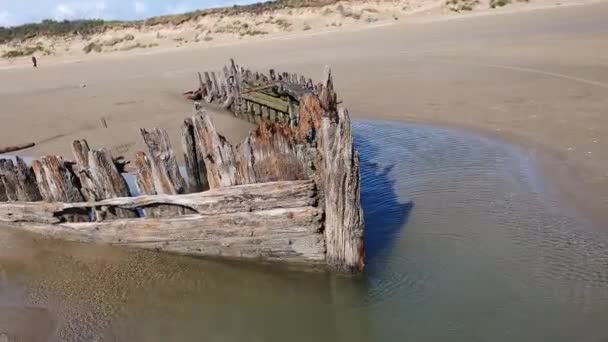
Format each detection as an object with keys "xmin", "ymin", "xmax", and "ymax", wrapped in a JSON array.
[{"xmin": 1, "ymin": 2, "xmax": 607, "ymax": 227}]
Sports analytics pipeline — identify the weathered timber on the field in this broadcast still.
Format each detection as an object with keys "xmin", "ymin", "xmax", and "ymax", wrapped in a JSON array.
[
  {"xmin": 240, "ymin": 92, "xmax": 289, "ymax": 113},
  {"xmin": 133, "ymin": 151, "xmax": 163, "ymax": 217},
  {"xmin": 181, "ymin": 118, "xmax": 210, "ymax": 193},
  {"xmin": 236, "ymin": 123, "xmax": 311, "ymax": 183},
  {"xmin": 319, "ymin": 108, "xmax": 364, "ymax": 272},
  {"xmin": 7, "ymin": 207, "xmax": 325, "ymax": 264},
  {"xmin": 140, "ymin": 128, "xmax": 187, "ymax": 195},
  {"xmin": 71, "ymin": 140, "xmax": 136, "ymax": 219},
  {"xmin": 14, "ymin": 156, "xmax": 42, "ymax": 201},
  {"xmin": 32, "ymin": 156, "xmax": 83, "ymax": 203},
  {"xmin": 0, "ymin": 142, "xmax": 35, "ymax": 154},
  {"xmin": 192, "ymin": 112, "xmax": 239, "ymax": 189},
  {"xmin": 0, "ymin": 180, "xmax": 324, "ymax": 264},
  {"xmin": 0, "ymin": 177, "xmax": 6, "ymax": 202},
  {"xmin": 31, "ymin": 155, "xmax": 86, "ymax": 222},
  {"xmin": 0, "ymin": 159, "xmax": 18, "ymax": 201},
  {"xmin": 0, "ymin": 180, "xmax": 316, "ymax": 224},
  {"xmin": 88, "ymin": 149, "xmax": 138, "ymax": 219},
  {"xmin": 141, "ymin": 128, "xmax": 189, "ymax": 216}
]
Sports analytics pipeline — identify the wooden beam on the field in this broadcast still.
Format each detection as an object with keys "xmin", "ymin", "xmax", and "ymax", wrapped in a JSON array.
[
  {"xmin": 0, "ymin": 180, "xmax": 316, "ymax": 224},
  {"xmin": 7, "ymin": 207, "xmax": 325, "ymax": 264}
]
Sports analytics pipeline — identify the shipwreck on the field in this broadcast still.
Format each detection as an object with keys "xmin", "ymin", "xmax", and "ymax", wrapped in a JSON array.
[{"xmin": 0, "ymin": 60, "xmax": 364, "ymax": 273}]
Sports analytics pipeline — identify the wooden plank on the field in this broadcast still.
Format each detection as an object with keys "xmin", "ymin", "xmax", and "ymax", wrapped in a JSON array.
[
  {"xmin": 140, "ymin": 128, "xmax": 187, "ymax": 195},
  {"xmin": 192, "ymin": 111, "xmax": 239, "ymax": 188},
  {"xmin": 8, "ymin": 207, "xmax": 325, "ymax": 264},
  {"xmin": 71, "ymin": 139, "xmax": 96, "ymax": 202},
  {"xmin": 0, "ymin": 175, "xmax": 6, "ymax": 202},
  {"xmin": 181, "ymin": 118, "xmax": 209, "ymax": 193},
  {"xmin": 241, "ymin": 92, "xmax": 289, "ymax": 113},
  {"xmin": 31, "ymin": 155, "xmax": 86, "ymax": 222},
  {"xmin": 0, "ymin": 180, "xmax": 317, "ymax": 223},
  {"xmin": 133, "ymin": 150, "xmax": 163, "ymax": 217},
  {"xmin": 31, "ymin": 156, "xmax": 83, "ymax": 203},
  {"xmin": 72, "ymin": 141, "xmax": 136, "ymax": 219},
  {"xmin": 0, "ymin": 159, "xmax": 18, "ymax": 201},
  {"xmin": 14, "ymin": 156, "xmax": 42, "ymax": 201},
  {"xmin": 319, "ymin": 108, "xmax": 364, "ymax": 272},
  {"xmin": 88, "ymin": 149, "xmax": 137, "ymax": 219}
]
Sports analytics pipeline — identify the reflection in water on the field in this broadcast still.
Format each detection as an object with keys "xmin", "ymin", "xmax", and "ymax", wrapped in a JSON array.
[{"xmin": 1, "ymin": 120, "xmax": 608, "ymax": 341}]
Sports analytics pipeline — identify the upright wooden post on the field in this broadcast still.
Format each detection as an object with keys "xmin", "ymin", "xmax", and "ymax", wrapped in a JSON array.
[
  {"xmin": 181, "ymin": 118, "xmax": 209, "ymax": 193},
  {"xmin": 192, "ymin": 111, "xmax": 239, "ymax": 189}
]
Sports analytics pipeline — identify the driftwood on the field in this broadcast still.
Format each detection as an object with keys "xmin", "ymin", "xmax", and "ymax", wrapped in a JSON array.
[{"xmin": 0, "ymin": 142, "xmax": 35, "ymax": 154}]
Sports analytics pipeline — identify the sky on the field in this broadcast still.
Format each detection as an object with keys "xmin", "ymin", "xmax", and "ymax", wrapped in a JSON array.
[{"xmin": 0, "ymin": 0, "xmax": 259, "ymax": 27}]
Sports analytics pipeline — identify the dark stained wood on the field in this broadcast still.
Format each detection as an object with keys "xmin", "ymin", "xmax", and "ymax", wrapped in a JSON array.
[
  {"xmin": 14, "ymin": 156, "xmax": 42, "ymax": 201},
  {"xmin": 181, "ymin": 118, "xmax": 209, "ymax": 193},
  {"xmin": 236, "ymin": 123, "xmax": 311, "ymax": 184},
  {"xmin": 0, "ymin": 175, "xmax": 7, "ymax": 202},
  {"xmin": 0, "ymin": 159, "xmax": 18, "ymax": 201}
]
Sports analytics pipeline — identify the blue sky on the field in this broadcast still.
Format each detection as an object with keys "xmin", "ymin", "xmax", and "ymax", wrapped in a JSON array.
[{"xmin": 0, "ymin": 0, "xmax": 258, "ymax": 27}]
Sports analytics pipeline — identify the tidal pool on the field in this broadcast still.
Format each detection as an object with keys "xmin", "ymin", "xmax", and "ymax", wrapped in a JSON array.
[{"xmin": 0, "ymin": 120, "xmax": 607, "ymax": 341}]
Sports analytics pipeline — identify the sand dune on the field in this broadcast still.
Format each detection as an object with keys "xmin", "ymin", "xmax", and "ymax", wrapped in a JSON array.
[{"xmin": 1, "ymin": 0, "xmax": 597, "ymax": 68}]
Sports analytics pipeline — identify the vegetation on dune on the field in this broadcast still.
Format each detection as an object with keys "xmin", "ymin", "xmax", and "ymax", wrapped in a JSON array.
[
  {"xmin": 1, "ymin": 43, "xmax": 47, "ymax": 58},
  {"xmin": 446, "ymin": 0, "xmax": 480, "ymax": 11},
  {"xmin": 0, "ymin": 0, "xmax": 344, "ymax": 44},
  {"xmin": 0, "ymin": 19, "xmax": 118, "ymax": 44},
  {"xmin": 489, "ymin": 0, "xmax": 512, "ymax": 7}
]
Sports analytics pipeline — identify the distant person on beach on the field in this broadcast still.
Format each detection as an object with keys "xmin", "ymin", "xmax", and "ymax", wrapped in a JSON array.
[{"xmin": 32, "ymin": 56, "xmax": 37, "ymax": 68}]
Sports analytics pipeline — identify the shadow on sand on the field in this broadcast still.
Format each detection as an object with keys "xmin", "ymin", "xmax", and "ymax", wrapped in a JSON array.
[{"xmin": 354, "ymin": 133, "xmax": 413, "ymax": 264}]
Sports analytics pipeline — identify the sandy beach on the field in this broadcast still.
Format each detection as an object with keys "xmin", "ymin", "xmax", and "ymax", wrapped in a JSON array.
[{"xmin": 1, "ymin": 0, "xmax": 607, "ymax": 227}]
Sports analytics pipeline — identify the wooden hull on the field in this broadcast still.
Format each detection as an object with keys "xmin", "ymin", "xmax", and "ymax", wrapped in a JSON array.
[{"xmin": 0, "ymin": 181, "xmax": 326, "ymax": 265}]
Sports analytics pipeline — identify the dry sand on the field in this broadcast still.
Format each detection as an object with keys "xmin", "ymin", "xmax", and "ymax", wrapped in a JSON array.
[{"xmin": 0, "ymin": 1, "xmax": 607, "ymax": 226}]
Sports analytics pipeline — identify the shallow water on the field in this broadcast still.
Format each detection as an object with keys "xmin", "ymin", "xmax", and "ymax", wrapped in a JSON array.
[{"xmin": 1, "ymin": 120, "xmax": 608, "ymax": 341}]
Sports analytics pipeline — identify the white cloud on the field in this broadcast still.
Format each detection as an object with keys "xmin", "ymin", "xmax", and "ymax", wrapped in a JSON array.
[
  {"xmin": 53, "ymin": 1, "xmax": 109, "ymax": 21},
  {"xmin": 0, "ymin": 10, "xmax": 15, "ymax": 27},
  {"xmin": 134, "ymin": 1, "xmax": 148, "ymax": 15},
  {"xmin": 165, "ymin": 2, "xmax": 195, "ymax": 15}
]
